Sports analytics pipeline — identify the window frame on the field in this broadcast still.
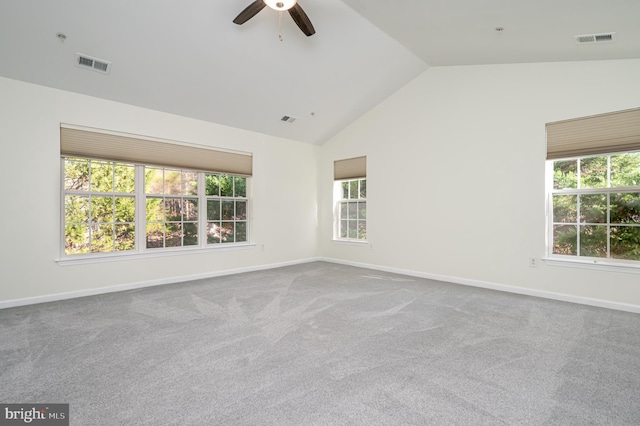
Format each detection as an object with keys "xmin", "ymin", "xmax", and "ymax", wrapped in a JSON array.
[
  {"xmin": 334, "ymin": 177, "xmax": 367, "ymax": 242},
  {"xmin": 546, "ymin": 151, "xmax": 640, "ymax": 269},
  {"xmin": 60, "ymin": 156, "xmax": 252, "ymax": 263}
]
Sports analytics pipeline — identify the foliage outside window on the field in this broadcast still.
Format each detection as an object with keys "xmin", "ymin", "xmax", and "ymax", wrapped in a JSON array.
[
  {"xmin": 551, "ymin": 152, "xmax": 640, "ymax": 261},
  {"xmin": 336, "ymin": 178, "xmax": 366, "ymax": 240},
  {"xmin": 63, "ymin": 157, "xmax": 249, "ymax": 256}
]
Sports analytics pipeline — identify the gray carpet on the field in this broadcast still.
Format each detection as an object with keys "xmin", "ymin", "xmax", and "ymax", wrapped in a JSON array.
[{"xmin": 1, "ymin": 262, "xmax": 640, "ymax": 425}]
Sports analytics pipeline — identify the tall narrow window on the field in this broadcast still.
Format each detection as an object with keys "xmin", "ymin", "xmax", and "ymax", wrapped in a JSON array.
[
  {"xmin": 205, "ymin": 174, "xmax": 248, "ymax": 244},
  {"xmin": 334, "ymin": 156, "xmax": 367, "ymax": 241}
]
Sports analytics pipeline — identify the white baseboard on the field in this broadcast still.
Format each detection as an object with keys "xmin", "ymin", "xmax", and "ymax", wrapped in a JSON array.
[
  {"xmin": 319, "ymin": 257, "xmax": 640, "ymax": 314},
  {"xmin": 0, "ymin": 257, "xmax": 321, "ymax": 310}
]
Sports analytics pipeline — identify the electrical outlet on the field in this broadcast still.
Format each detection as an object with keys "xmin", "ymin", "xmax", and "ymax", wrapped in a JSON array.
[{"xmin": 529, "ymin": 257, "xmax": 538, "ymax": 268}]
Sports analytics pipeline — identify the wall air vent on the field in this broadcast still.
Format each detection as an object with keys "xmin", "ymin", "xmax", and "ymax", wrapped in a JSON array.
[
  {"xmin": 75, "ymin": 53, "xmax": 111, "ymax": 74},
  {"xmin": 281, "ymin": 115, "xmax": 297, "ymax": 123},
  {"xmin": 574, "ymin": 32, "xmax": 616, "ymax": 44}
]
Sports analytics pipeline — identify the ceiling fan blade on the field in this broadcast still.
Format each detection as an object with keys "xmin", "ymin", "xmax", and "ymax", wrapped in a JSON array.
[
  {"xmin": 233, "ymin": 0, "xmax": 266, "ymax": 25},
  {"xmin": 288, "ymin": 3, "xmax": 315, "ymax": 36}
]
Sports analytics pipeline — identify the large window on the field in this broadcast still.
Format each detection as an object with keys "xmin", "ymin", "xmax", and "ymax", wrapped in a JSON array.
[
  {"xmin": 550, "ymin": 152, "xmax": 640, "ymax": 261},
  {"xmin": 63, "ymin": 157, "xmax": 249, "ymax": 257},
  {"xmin": 336, "ymin": 178, "xmax": 367, "ymax": 240}
]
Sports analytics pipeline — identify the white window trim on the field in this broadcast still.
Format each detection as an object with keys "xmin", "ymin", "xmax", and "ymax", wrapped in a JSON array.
[
  {"xmin": 333, "ymin": 178, "xmax": 367, "ymax": 242},
  {"xmin": 545, "ymin": 155, "xmax": 640, "ymax": 271},
  {"xmin": 60, "ymin": 158, "xmax": 252, "ymax": 261}
]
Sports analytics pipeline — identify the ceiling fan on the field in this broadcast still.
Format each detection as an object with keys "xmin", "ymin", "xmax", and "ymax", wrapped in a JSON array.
[{"xmin": 233, "ymin": 0, "xmax": 316, "ymax": 37}]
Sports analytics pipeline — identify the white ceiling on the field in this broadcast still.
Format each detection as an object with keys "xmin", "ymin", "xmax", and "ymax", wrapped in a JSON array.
[{"xmin": 1, "ymin": 0, "xmax": 638, "ymax": 145}]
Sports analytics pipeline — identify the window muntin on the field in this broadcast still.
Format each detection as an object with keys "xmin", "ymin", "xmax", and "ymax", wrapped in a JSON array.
[
  {"xmin": 550, "ymin": 152, "xmax": 640, "ymax": 262},
  {"xmin": 336, "ymin": 178, "xmax": 366, "ymax": 240},
  {"xmin": 62, "ymin": 157, "xmax": 250, "ymax": 257}
]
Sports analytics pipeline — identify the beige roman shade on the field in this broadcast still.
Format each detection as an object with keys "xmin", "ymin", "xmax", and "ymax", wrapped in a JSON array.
[
  {"xmin": 546, "ymin": 107, "xmax": 640, "ymax": 160},
  {"xmin": 60, "ymin": 125, "xmax": 253, "ymax": 175},
  {"xmin": 334, "ymin": 156, "xmax": 366, "ymax": 180}
]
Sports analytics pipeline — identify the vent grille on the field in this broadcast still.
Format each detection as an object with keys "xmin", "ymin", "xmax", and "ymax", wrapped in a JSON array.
[
  {"xmin": 75, "ymin": 53, "xmax": 111, "ymax": 74},
  {"xmin": 281, "ymin": 115, "xmax": 296, "ymax": 123},
  {"xmin": 575, "ymin": 32, "xmax": 616, "ymax": 44}
]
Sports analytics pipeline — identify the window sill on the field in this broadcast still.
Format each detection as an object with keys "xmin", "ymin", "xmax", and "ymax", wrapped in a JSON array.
[
  {"xmin": 56, "ymin": 243, "xmax": 256, "ymax": 266},
  {"xmin": 332, "ymin": 239, "xmax": 369, "ymax": 246},
  {"xmin": 543, "ymin": 256, "xmax": 640, "ymax": 274}
]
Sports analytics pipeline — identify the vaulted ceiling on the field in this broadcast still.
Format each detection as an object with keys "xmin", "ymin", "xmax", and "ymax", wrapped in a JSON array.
[{"xmin": 1, "ymin": 0, "xmax": 638, "ymax": 144}]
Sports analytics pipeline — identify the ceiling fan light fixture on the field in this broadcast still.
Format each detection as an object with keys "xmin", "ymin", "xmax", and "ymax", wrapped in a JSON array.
[{"xmin": 263, "ymin": 0, "xmax": 296, "ymax": 11}]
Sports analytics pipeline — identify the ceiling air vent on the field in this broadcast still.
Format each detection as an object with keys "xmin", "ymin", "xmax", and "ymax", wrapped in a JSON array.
[
  {"xmin": 574, "ymin": 32, "xmax": 616, "ymax": 44},
  {"xmin": 281, "ymin": 115, "xmax": 297, "ymax": 123},
  {"xmin": 75, "ymin": 53, "xmax": 111, "ymax": 74}
]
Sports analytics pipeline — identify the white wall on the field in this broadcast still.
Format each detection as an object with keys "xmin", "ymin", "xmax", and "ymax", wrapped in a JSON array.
[
  {"xmin": 0, "ymin": 77, "xmax": 318, "ymax": 304},
  {"xmin": 318, "ymin": 59, "xmax": 640, "ymax": 309}
]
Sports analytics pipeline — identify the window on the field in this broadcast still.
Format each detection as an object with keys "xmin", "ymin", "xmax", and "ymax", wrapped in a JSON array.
[
  {"xmin": 333, "ymin": 156, "xmax": 367, "ymax": 241},
  {"xmin": 63, "ymin": 157, "xmax": 250, "ymax": 256},
  {"xmin": 550, "ymin": 152, "xmax": 640, "ymax": 261},
  {"xmin": 336, "ymin": 178, "xmax": 367, "ymax": 240},
  {"xmin": 546, "ymin": 107, "xmax": 640, "ymax": 265}
]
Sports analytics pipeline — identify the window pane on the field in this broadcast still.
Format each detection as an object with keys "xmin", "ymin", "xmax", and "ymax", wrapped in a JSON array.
[
  {"xmin": 553, "ymin": 160, "xmax": 577, "ymax": 189},
  {"xmin": 580, "ymin": 225, "xmax": 607, "ymax": 258},
  {"xmin": 221, "ymin": 222, "xmax": 234, "ymax": 243},
  {"xmin": 348, "ymin": 220, "xmax": 357, "ymax": 238},
  {"xmin": 348, "ymin": 202, "xmax": 357, "ymax": 219},
  {"xmin": 115, "ymin": 197, "xmax": 135, "ymax": 223},
  {"xmin": 113, "ymin": 164, "xmax": 135, "ymax": 193},
  {"xmin": 611, "ymin": 193, "xmax": 640, "ymax": 224},
  {"xmin": 92, "ymin": 224, "xmax": 114, "ymax": 253},
  {"xmin": 183, "ymin": 198, "xmax": 198, "ymax": 221},
  {"xmin": 236, "ymin": 201, "xmax": 247, "ymax": 220},
  {"xmin": 164, "ymin": 169, "xmax": 181, "ymax": 195},
  {"xmin": 359, "ymin": 179, "xmax": 366, "ymax": 198},
  {"xmin": 553, "ymin": 195, "xmax": 577, "ymax": 223},
  {"xmin": 611, "ymin": 226, "xmax": 640, "ymax": 260},
  {"xmin": 65, "ymin": 159, "xmax": 89, "ymax": 191},
  {"xmin": 610, "ymin": 153, "xmax": 640, "ymax": 188},
  {"xmin": 165, "ymin": 198, "xmax": 182, "ymax": 221},
  {"xmin": 553, "ymin": 225, "xmax": 577, "ymax": 255},
  {"xmin": 146, "ymin": 223, "xmax": 164, "ymax": 248},
  {"xmin": 340, "ymin": 220, "xmax": 348, "ymax": 238},
  {"xmin": 580, "ymin": 156, "xmax": 607, "ymax": 188},
  {"xmin": 166, "ymin": 223, "xmax": 182, "ymax": 247},
  {"xmin": 91, "ymin": 196, "xmax": 113, "ymax": 223},
  {"xmin": 207, "ymin": 200, "xmax": 220, "ymax": 221},
  {"xmin": 183, "ymin": 223, "xmax": 198, "ymax": 246},
  {"xmin": 358, "ymin": 202, "xmax": 366, "ymax": 220},
  {"xmin": 236, "ymin": 222, "xmax": 247, "ymax": 242},
  {"xmin": 220, "ymin": 175, "xmax": 233, "ymax": 197},
  {"xmin": 207, "ymin": 222, "xmax": 221, "ymax": 244},
  {"xmin": 65, "ymin": 225, "xmax": 89, "ymax": 254},
  {"xmin": 205, "ymin": 174, "xmax": 220, "ymax": 196},
  {"xmin": 182, "ymin": 171, "xmax": 198, "ymax": 195},
  {"xmin": 145, "ymin": 168, "xmax": 164, "ymax": 194},
  {"xmin": 91, "ymin": 162, "xmax": 113, "ymax": 192},
  {"xmin": 146, "ymin": 198, "xmax": 164, "ymax": 222},
  {"xmin": 342, "ymin": 182, "xmax": 349, "ymax": 199},
  {"xmin": 349, "ymin": 180, "xmax": 358, "ymax": 199},
  {"xmin": 340, "ymin": 202, "xmax": 347, "ymax": 219},
  {"xmin": 234, "ymin": 177, "xmax": 247, "ymax": 197},
  {"xmin": 115, "ymin": 224, "xmax": 135, "ymax": 251},
  {"xmin": 222, "ymin": 200, "xmax": 234, "ymax": 220},
  {"xmin": 580, "ymin": 194, "xmax": 606, "ymax": 224},
  {"xmin": 358, "ymin": 221, "xmax": 366, "ymax": 239},
  {"xmin": 65, "ymin": 196, "xmax": 89, "ymax": 223}
]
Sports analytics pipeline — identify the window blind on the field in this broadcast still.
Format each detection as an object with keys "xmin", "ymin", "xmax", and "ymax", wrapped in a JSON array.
[
  {"xmin": 60, "ymin": 125, "xmax": 253, "ymax": 176},
  {"xmin": 334, "ymin": 156, "xmax": 366, "ymax": 180},
  {"xmin": 546, "ymin": 107, "xmax": 640, "ymax": 160}
]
